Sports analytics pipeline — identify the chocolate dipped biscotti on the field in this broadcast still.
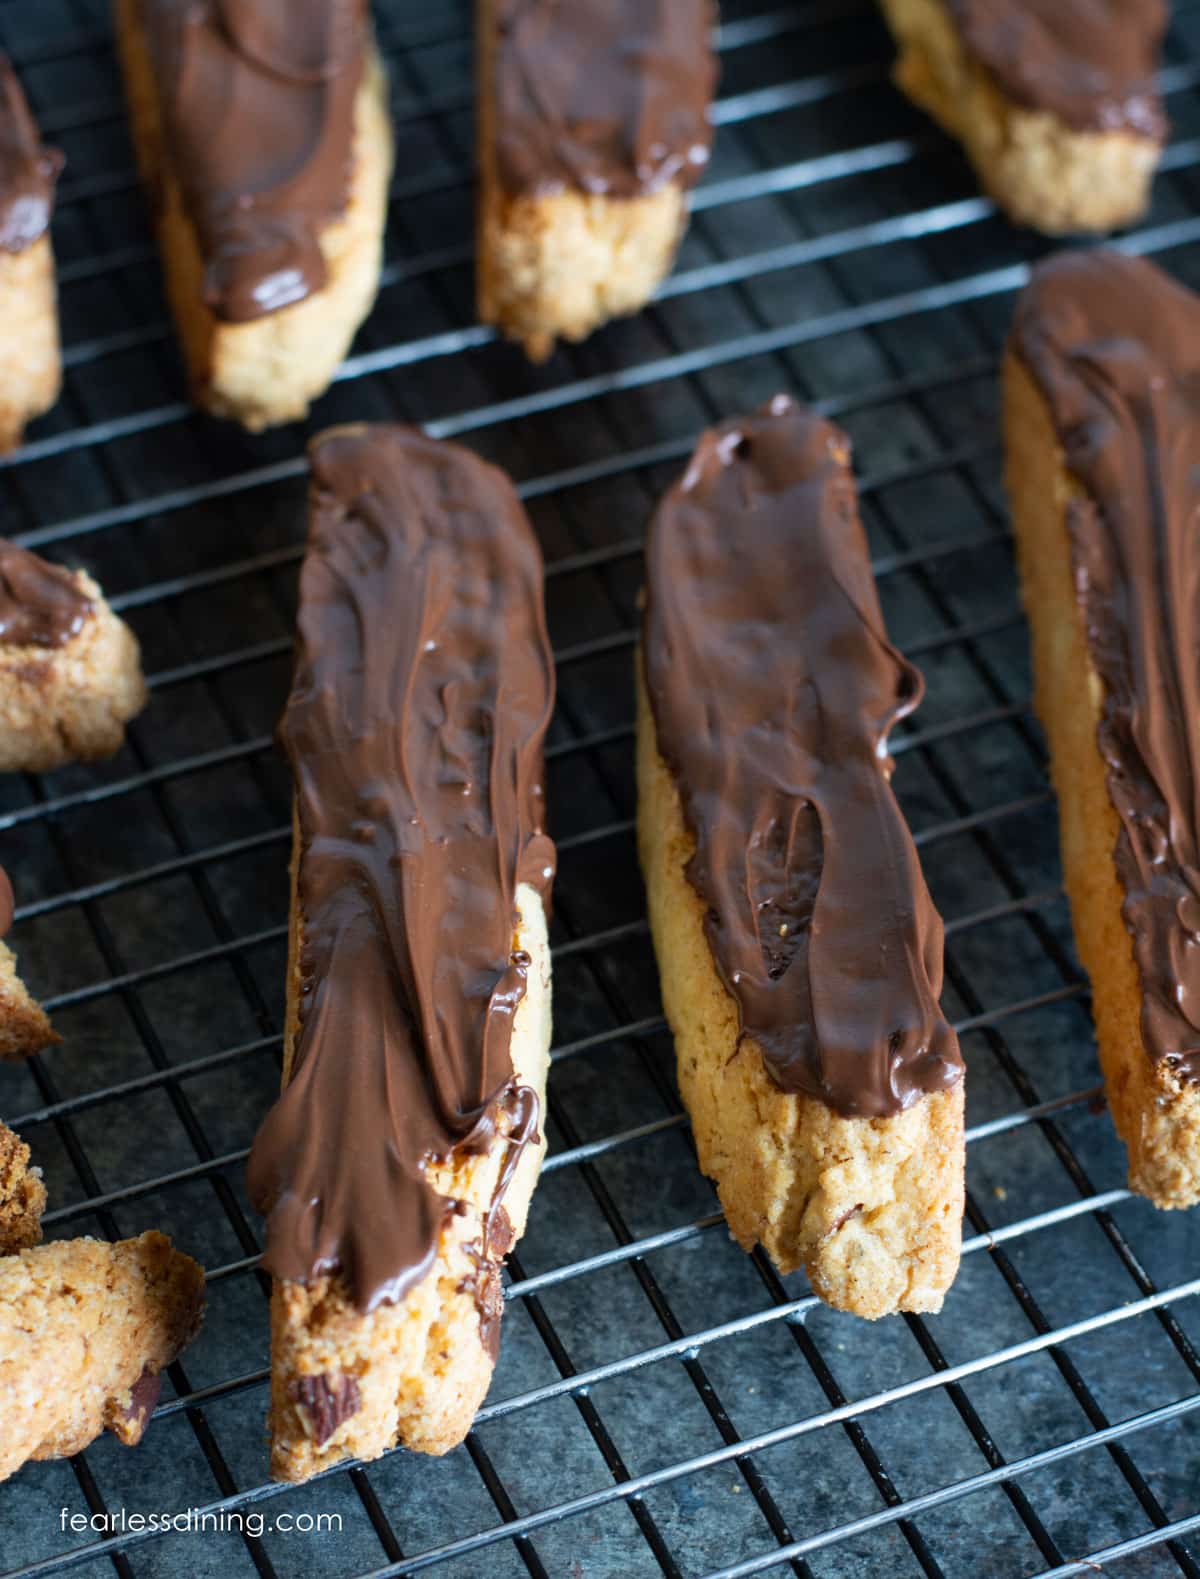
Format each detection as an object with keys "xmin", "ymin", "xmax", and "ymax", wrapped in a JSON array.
[
  {"xmin": 247, "ymin": 426, "xmax": 556, "ymax": 1480},
  {"xmin": 0, "ymin": 537, "xmax": 146, "ymax": 772},
  {"xmin": 115, "ymin": 0, "xmax": 393, "ymax": 430},
  {"xmin": 638, "ymin": 396, "xmax": 966, "ymax": 1319},
  {"xmin": 477, "ymin": 0, "xmax": 716, "ymax": 361},
  {"xmin": 1005, "ymin": 251, "xmax": 1200, "ymax": 1208},
  {"xmin": 0, "ymin": 56, "xmax": 62, "ymax": 450},
  {"xmin": 878, "ymin": 0, "xmax": 1167, "ymax": 234}
]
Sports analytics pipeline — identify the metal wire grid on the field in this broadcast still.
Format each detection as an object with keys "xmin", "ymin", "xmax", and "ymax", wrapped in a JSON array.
[{"xmin": 1, "ymin": 0, "xmax": 1200, "ymax": 1574}]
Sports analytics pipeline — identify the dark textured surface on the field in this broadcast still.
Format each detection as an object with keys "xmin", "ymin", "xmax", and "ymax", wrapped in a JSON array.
[{"xmin": 2, "ymin": 1, "xmax": 1200, "ymax": 1575}]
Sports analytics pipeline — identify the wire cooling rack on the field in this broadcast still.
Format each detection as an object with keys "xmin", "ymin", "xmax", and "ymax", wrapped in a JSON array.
[{"xmin": 4, "ymin": 0, "xmax": 1200, "ymax": 1575}]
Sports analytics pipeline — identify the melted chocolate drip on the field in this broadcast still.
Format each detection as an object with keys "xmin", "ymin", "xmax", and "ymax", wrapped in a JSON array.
[
  {"xmin": 140, "ymin": 0, "xmax": 366, "ymax": 322},
  {"xmin": 643, "ymin": 395, "xmax": 964, "ymax": 1118},
  {"xmin": 0, "ymin": 539, "xmax": 92, "ymax": 648},
  {"xmin": 247, "ymin": 426, "xmax": 555, "ymax": 1313},
  {"xmin": 493, "ymin": 0, "xmax": 716, "ymax": 199},
  {"xmin": 471, "ymin": 1085, "xmax": 538, "ymax": 1360},
  {"xmin": 0, "ymin": 56, "xmax": 62, "ymax": 253},
  {"xmin": 1011, "ymin": 250, "xmax": 1200, "ymax": 1082},
  {"xmin": 949, "ymin": 0, "xmax": 1167, "ymax": 138}
]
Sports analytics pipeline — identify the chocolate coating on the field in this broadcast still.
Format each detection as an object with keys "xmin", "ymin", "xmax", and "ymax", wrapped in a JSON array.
[
  {"xmin": 949, "ymin": 0, "xmax": 1167, "ymax": 139},
  {"xmin": 643, "ymin": 396, "xmax": 963, "ymax": 1118},
  {"xmin": 1011, "ymin": 250, "xmax": 1200, "ymax": 1083},
  {"xmin": 247, "ymin": 426, "xmax": 555, "ymax": 1313},
  {"xmin": 493, "ymin": 0, "xmax": 716, "ymax": 199},
  {"xmin": 140, "ymin": 0, "xmax": 365, "ymax": 322},
  {"xmin": 0, "ymin": 56, "xmax": 62, "ymax": 253},
  {"xmin": 0, "ymin": 539, "xmax": 92, "ymax": 648},
  {"xmin": 0, "ymin": 868, "xmax": 12, "ymax": 939}
]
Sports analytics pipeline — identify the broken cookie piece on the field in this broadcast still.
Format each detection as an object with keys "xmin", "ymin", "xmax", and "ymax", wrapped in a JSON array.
[
  {"xmin": 0, "ymin": 866, "xmax": 57, "ymax": 1061},
  {"xmin": 0, "ymin": 1117, "xmax": 45, "ymax": 1252},
  {"xmin": 0, "ymin": 1229, "xmax": 205, "ymax": 1481},
  {"xmin": 0, "ymin": 538, "xmax": 147, "ymax": 772}
]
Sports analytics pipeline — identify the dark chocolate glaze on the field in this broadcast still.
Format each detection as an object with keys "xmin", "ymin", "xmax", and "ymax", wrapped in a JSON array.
[
  {"xmin": 949, "ymin": 0, "xmax": 1167, "ymax": 138},
  {"xmin": 0, "ymin": 867, "xmax": 12, "ymax": 938},
  {"xmin": 140, "ymin": 0, "xmax": 365, "ymax": 322},
  {"xmin": 643, "ymin": 395, "xmax": 964, "ymax": 1118},
  {"xmin": 247, "ymin": 426, "xmax": 555, "ymax": 1315},
  {"xmin": 0, "ymin": 56, "xmax": 62, "ymax": 253},
  {"xmin": 1011, "ymin": 250, "xmax": 1200, "ymax": 1083},
  {"xmin": 493, "ymin": 0, "xmax": 716, "ymax": 199},
  {"xmin": 0, "ymin": 538, "xmax": 92, "ymax": 648}
]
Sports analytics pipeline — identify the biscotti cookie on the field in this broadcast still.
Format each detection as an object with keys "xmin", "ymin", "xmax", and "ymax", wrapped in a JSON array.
[
  {"xmin": 1005, "ymin": 251, "xmax": 1200, "ymax": 1208},
  {"xmin": 878, "ymin": 0, "xmax": 1167, "ymax": 234},
  {"xmin": 114, "ymin": 0, "xmax": 393, "ymax": 431},
  {"xmin": 247, "ymin": 425, "xmax": 556, "ymax": 1480},
  {"xmin": 638, "ymin": 395, "xmax": 966, "ymax": 1319},
  {"xmin": 0, "ymin": 866, "xmax": 57, "ymax": 1060},
  {"xmin": 0, "ymin": 1230, "xmax": 204, "ymax": 1481},
  {"xmin": 0, "ymin": 1118, "xmax": 45, "ymax": 1252},
  {"xmin": 477, "ymin": 0, "xmax": 717, "ymax": 360},
  {"xmin": 0, "ymin": 538, "xmax": 146, "ymax": 772},
  {"xmin": 0, "ymin": 56, "xmax": 62, "ymax": 451}
]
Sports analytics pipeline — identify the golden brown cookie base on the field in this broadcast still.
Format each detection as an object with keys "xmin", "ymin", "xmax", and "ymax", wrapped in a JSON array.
[
  {"xmin": 0, "ymin": 568, "xmax": 146, "ymax": 773},
  {"xmin": 114, "ymin": 0, "xmax": 393, "ymax": 431},
  {"xmin": 0, "ymin": 234, "xmax": 60, "ymax": 452},
  {"xmin": 265, "ymin": 805, "xmax": 552, "ymax": 1482},
  {"xmin": 0, "ymin": 1120, "xmax": 45, "ymax": 1252},
  {"xmin": 878, "ymin": 0, "xmax": 1161, "ymax": 234},
  {"xmin": 0, "ymin": 936, "xmax": 58, "ymax": 1062},
  {"xmin": 1004, "ymin": 351, "xmax": 1200, "ymax": 1208},
  {"xmin": 475, "ymin": 0, "xmax": 690, "ymax": 361},
  {"xmin": 636, "ymin": 661, "xmax": 965, "ymax": 1317},
  {"xmin": 0, "ymin": 1230, "xmax": 204, "ymax": 1481}
]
